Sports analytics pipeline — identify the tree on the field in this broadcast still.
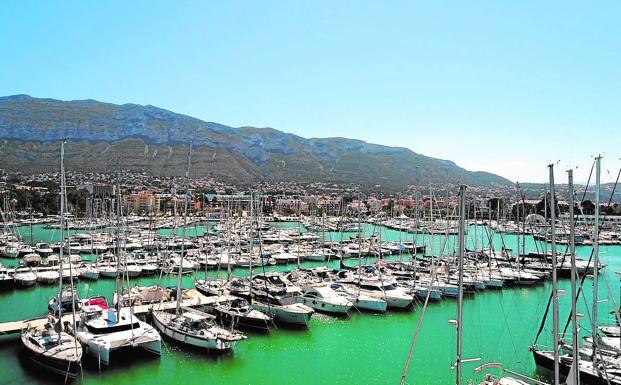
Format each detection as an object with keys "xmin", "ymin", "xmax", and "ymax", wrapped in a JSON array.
[{"xmin": 581, "ymin": 200, "xmax": 595, "ymax": 215}]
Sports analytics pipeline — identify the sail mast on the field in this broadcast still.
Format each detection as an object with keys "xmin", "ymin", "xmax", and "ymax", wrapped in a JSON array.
[
  {"xmin": 591, "ymin": 155, "xmax": 601, "ymax": 363},
  {"xmin": 175, "ymin": 147, "xmax": 192, "ymax": 315},
  {"xmin": 548, "ymin": 163, "xmax": 559, "ymax": 385},
  {"xmin": 567, "ymin": 168, "xmax": 580, "ymax": 385},
  {"xmin": 248, "ymin": 191, "xmax": 254, "ymax": 301},
  {"xmin": 57, "ymin": 140, "xmax": 66, "ymax": 336},
  {"xmin": 114, "ymin": 167, "xmax": 122, "ymax": 316},
  {"xmin": 455, "ymin": 184, "xmax": 466, "ymax": 385}
]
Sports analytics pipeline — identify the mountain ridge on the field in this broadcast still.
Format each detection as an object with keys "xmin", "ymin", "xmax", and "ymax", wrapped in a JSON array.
[{"xmin": 0, "ymin": 94, "xmax": 512, "ymax": 188}]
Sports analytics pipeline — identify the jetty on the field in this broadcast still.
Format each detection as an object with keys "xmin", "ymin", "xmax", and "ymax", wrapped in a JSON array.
[{"xmin": 0, "ymin": 289, "xmax": 228, "ymax": 336}]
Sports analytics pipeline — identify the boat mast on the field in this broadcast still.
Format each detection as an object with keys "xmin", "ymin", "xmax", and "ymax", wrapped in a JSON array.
[
  {"xmin": 455, "ymin": 184, "xmax": 466, "ymax": 385},
  {"xmin": 204, "ymin": 195, "xmax": 209, "ymax": 282},
  {"xmin": 356, "ymin": 192, "xmax": 362, "ymax": 292},
  {"xmin": 548, "ymin": 163, "xmax": 559, "ymax": 385},
  {"xmin": 429, "ymin": 177, "xmax": 434, "ymax": 258},
  {"xmin": 297, "ymin": 196, "xmax": 301, "ymax": 268},
  {"xmin": 248, "ymin": 191, "xmax": 254, "ymax": 301},
  {"xmin": 57, "ymin": 140, "xmax": 66, "ymax": 336},
  {"xmin": 516, "ymin": 192, "xmax": 520, "ymax": 280},
  {"xmin": 114, "ymin": 167, "xmax": 122, "ymax": 316},
  {"xmin": 175, "ymin": 147, "xmax": 192, "ymax": 315},
  {"xmin": 591, "ymin": 155, "xmax": 601, "ymax": 363},
  {"xmin": 544, "ymin": 193, "xmax": 548, "ymax": 255},
  {"xmin": 567, "ymin": 168, "xmax": 580, "ymax": 385},
  {"xmin": 398, "ymin": 194, "xmax": 403, "ymax": 262}
]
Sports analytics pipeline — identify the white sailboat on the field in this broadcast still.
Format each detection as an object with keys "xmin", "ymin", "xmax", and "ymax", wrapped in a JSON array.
[
  {"xmin": 152, "ymin": 147, "xmax": 246, "ymax": 351},
  {"xmin": 21, "ymin": 140, "xmax": 83, "ymax": 379}
]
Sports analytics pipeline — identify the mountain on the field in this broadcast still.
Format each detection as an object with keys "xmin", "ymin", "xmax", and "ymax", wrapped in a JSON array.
[{"xmin": 0, "ymin": 95, "xmax": 511, "ymax": 188}]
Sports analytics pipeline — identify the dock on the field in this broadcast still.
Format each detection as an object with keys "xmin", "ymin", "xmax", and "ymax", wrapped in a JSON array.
[{"xmin": 0, "ymin": 289, "xmax": 229, "ymax": 336}]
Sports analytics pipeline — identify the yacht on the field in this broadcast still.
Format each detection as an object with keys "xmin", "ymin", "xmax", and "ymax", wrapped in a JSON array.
[
  {"xmin": 78, "ymin": 262, "xmax": 100, "ymax": 280},
  {"xmin": 36, "ymin": 270, "xmax": 60, "ymax": 284},
  {"xmin": 139, "ymin": 261, "xmax": 158, "ymax": 276},
  {"xmin": 195, "ymin": 278, "xmax": 227, "ymax": 297},
  {"xmin": 114, "ymin": 285, "xmax": 172, "ymax": 307},
  {"xmin": 48, "ymin": 287, "xmax": 80, "ymax": 316},
  {"xmin": 296, "ymin": 284, "xmax": 353, "ymax": 314},
  {"xmin": 14, "ymin": 269, "xmax": 38, "ymax": 288},
  {"xmin": 35, "ymin": 242, "xmax": 54, "ymax": 257},
  {"xmin": 213, "ymin": 297, "xmax": 273, "ymax": 331},
  {"xmin": 121, "ymin": 260, "xmax": 143, "ymax": 278},
  {"xmin": 98, "ymin": 264, "xmax": 118, "ymax": 278},
  {"xmin": 344, "ymin": 277, "xmax": 413, "ymax": 308},
  {"xmin": 69, "ymin": 298, "xmax": 161, "ymax": 366},
  {"xmin": 152, "ymin": 310, "xmax": 246, "ymax": 351},
  {"xmin": 330, "ymin": 282, "xmax": 388, "ymax": 312},
  {"xmin": 251, "ymin": 289, "xmax": 314, "ymax": 326},
  {"xmin": 21, "ymin": 319, "xmax": 83, "ymax": 378},
  {"xmin": 251, "ymin": 273, "xmax": 314, "ymax": 325}
]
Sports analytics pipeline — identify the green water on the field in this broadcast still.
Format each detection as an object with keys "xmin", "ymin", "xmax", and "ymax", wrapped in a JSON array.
[{"xmin": 1, "ymin": 223, "xmax": 620, "ymax": 385}]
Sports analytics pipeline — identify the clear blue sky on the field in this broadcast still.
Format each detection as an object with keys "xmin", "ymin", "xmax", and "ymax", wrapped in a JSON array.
[{"xmin": 1, "ymin": 1, "xmax": 619, "ymax": 183}]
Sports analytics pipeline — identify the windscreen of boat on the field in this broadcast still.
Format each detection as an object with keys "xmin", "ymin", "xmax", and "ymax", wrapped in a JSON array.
[
  {"xmin": 278, "ymin": 293, "xmax": 297, "ymax": 305},
  {"xmin": 86, "ymin": 322, "xmax": 141, "ymax": 334},
  {"xmin": 360, "ymin": 284, "xmax": 382, "ymax": 291}
]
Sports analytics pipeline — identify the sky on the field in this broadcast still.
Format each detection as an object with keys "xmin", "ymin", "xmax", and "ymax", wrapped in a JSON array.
[{"xmin": 1, "ymin": 1, "xmax": 619, "ymax": 183}]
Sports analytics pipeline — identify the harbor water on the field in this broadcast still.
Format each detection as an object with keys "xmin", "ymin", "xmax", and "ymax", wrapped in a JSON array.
[{"xmin": 1, "ymin": 223, "xmax": 619, "ymax": 385}]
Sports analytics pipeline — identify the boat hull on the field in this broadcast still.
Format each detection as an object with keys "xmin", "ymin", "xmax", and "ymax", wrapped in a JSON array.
[
  {"xmin": 214, "ymin": 309, "xmax": 271, "ymax": 332},
  {"xmin": 350, "ymin": 297, "xmax": 388, "ymax": 312},
  {"xmin": 152, "ymin": 312, "xmax": 235, "ymax": 350},
  {"xmin": 532, "ymin": 349, "xmax": 621, "ymax": 385},
  {"xmin": 251, "ymin": 302, "xmax": 312, "ymax": 326},
  {"xmin": 79, "ymin": 271, "xmax": 99, "ymax": 280},
  {"xmin": 23, "ymin": 348, "xmax": 82, "ymax": 378},
  {"xmin": 297, "ymin": 297, "xmax": 352, "ymax": 314}
]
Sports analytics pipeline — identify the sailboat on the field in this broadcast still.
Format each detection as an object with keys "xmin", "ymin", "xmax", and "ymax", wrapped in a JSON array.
[
  {"xmin": 446, "ymin": 185, "xmax": 538, "ymax": 385},
  {"xmin": 20, "ymin": 318, "xmax": 83, "ymax": 378},
  {"xmin": 69, "ymin": 167, "xmax": 161, "ymax": 366},
  {"xmin": 213, "ymin": 296, "xmax": 273, "ymax": 332},
  {"xmin": 152, "ymin": 147, "xmax": 246, "ymax": 351},
  {"xmin": 21, "ymin": 140, "xmax": 83, "ymax": 378},
  {"xmin": 531, "ymin": 157, "xmax": 621, "ymax": 385}
]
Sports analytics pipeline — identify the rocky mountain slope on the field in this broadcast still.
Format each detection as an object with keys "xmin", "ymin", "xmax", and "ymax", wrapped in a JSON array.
[{"xmin": 0, "ymin": 95, "xmax": 511, "ymax": 187}]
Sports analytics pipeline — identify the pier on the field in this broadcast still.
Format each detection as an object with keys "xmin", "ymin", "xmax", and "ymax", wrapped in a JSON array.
[{"xmin": 0, "ymin": 289, "xmax": 228, "ymax": 336}]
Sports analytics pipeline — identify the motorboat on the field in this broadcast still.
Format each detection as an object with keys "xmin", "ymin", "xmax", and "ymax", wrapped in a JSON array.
[
  {"xmin": 296, "ymin": 284, "xmax": 353, "ymax": 314},
  {"xmin": 36, "ymin": 270, "xmax": 60, "ymax": 285},
  {"xmin": 330, "ymin": 282, "xmax": 388, "ymax": 312},
  {"xmin": 14, "ymin": 270, "xmax": 38, "ymax": 288},
  {"xmin": 78, "ymin": 263, "xmax": 100, "ymax": 280}
]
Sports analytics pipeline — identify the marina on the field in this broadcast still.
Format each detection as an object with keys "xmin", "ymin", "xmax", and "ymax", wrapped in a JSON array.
[
  {"xmin": 1, "ymin": 211, "xmax": 620, "ymax": 384},
  {"xmin": 2, "ymin": 3, "xmax": 620, "ymax": 384}
]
